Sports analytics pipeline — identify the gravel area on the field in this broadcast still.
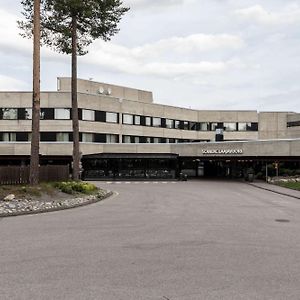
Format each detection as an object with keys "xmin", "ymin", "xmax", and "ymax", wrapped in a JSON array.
[{"xmin": 0, "ymin": 189, "xmax": 112, "ymax": 217}]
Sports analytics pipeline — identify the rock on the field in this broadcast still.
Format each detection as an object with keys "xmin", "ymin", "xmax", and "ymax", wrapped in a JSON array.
[{"xmin": 4, "ymin": 194, "xmax": 15, "ymax": 201}]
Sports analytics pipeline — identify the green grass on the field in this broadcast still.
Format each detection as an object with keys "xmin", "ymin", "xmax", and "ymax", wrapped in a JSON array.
[
  {"xmin": 277, "ymin": 182, "xmax": 300, "ymax": 191},
  {"xmin": 0, "ymin": 183, "xmax": 55, "ymax": 199}
]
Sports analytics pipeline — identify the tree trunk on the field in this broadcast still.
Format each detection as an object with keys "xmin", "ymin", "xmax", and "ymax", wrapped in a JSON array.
[
  {"xmin": 71, "ymin": 15, "xmax": 80, "ymax": 180},
  {"xmin": 29, "ymin": 0, "xmax": 41, "ymax": 185}
]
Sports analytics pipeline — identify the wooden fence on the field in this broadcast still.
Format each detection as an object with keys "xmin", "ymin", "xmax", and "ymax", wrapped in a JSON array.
[{"xmin": 0, "ymin": 165, "xmax": 70, "ymax": 185}]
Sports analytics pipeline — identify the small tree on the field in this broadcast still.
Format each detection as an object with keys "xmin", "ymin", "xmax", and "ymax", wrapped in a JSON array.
[{"xmin": 19, "ymin": 0, "xmax": 129, "ymax": 180}]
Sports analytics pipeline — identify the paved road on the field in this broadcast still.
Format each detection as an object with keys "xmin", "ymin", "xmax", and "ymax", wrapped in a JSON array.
[{"xmin": 1, "ymin": 180, "xmax": 300, "ymax": 300}]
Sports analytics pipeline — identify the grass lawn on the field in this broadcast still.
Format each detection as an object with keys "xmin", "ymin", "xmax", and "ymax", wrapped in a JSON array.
[{"xmin": 277, "ymin": 182, "xmax": 300, "ymax": 191}]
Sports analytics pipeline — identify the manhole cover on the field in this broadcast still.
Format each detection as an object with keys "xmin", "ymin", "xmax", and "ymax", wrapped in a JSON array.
[{"xmin": 275, "ymin": 219, "xmax": 290, "ymax": 223}]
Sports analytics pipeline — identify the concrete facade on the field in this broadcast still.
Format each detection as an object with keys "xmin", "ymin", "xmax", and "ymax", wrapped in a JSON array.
[{"xmin": 0, "ymin": 78, "xmax": 299, "ymax": 161}]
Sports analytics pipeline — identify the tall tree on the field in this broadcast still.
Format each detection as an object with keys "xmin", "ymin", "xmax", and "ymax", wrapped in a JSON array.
[
  {"xmin": 19, "ymin": 0, "xmax": 129, "ymax": 180},
  {"xmin": 30, "ymin": 0, "xmax": 41, "ymax": 185}
]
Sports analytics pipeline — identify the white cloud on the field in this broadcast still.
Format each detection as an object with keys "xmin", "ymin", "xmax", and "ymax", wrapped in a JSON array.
[
  {"xmin": 82, "ymin": 34, "xmax": 244, "ymax": 78},
  {"xmin": 0, "ymin": 9, "xmax": 31, "ymax": 55},
  {"xmin": 125, "ymin": 0, "xmax": 194, "ymax": 10},
  {"xmin": 234, "ymin": 4, "xmax": 300, "ymax": 25},
  {"xmin": 0, "ymin": 75, "xmax": 27, "ymax": 90}
]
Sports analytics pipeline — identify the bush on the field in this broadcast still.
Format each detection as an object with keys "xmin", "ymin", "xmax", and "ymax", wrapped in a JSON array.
[{"xmin": 53, "ymin": 181, "xmax": 97, "ymax": 195}]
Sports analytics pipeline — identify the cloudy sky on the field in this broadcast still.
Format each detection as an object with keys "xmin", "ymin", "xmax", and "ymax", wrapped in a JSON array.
[{"xmin": 0, "ymin": 0, "xmax": 300, "ymax": 111}]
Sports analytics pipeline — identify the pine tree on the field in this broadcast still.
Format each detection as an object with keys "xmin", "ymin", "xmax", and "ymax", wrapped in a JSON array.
[{"xmin": 19, "ymin": 0, "xmax": 129, "ymax": 180}]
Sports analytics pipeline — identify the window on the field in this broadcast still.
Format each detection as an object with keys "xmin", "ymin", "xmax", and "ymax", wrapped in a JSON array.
[
  {"xmin": 2, "ymin": 108, "xmax": 17, "ymax": 120},
  {"xmin": 134, "ymin": 115, "xmax": 141, "ymax": 125},
  {"xmin": 153, "ymin": 137, "xmax": 161, "ymax": 143},
  {"xmin": 82, "ymin": 133, "xmax": 94, "ymax": 142},
  {"xmin": 287, "ymin": 121, "xmax": 300, "ymax": 127},
  {"xmin": 106, "ymin": 112, "xmax": 118, "ymax": 123},
  {"xmin": 145, "ymin": 116, "xmax": 151, "ymax": 126},
  {"xmin": 238, "ymin": 122, "xmax": 258, "ymax": 131},
  {"xmin": 174, "ymin": 120, "xmax": 180, "ymax": 129},
  {"xmin": 1, "ymin": 133, "xmax": 16, "ymax": 142},
  {"xmin": 56, "ymin": 133, "xmax": 69, "ymax": 142},
  {"xmin": 82, "ymin": 109, "xmax": 95, "ymax": 121},
  {"xmin": 199, "ymin": 122, "xmax": 209, "ymax": 131},
  {"xmin": 224, "ymin": 123, "xmax": 237, "ymax": 131},
  {"xmin": 123, "ymin": 135, "xmax": 131, "ymax": 143},
  {"xmin": 16, "ymin": 132, "xmax": 29, "ymax": 142},
  {"xmin": 41, "ymin": 108, "xmax": 54, "ymax": 120},
  {"xmin": 25, "ymin": 108, "xmax": 32, "ymax": 120},
  {"xmin": 40, "ymin": 132, "xmax": 56, "ymax": 142},
  {"xmin": 189, "ymin": 122, "xmax": 197, "ymax": 131},
  {"xmin": 55, "ymin": 108, "xmax": 70, "ymax": 120},
  {"xmin": 152, "ymin": 117, "xmax": 161, "ymax": 127},
  {"xmin": 211, "ymin": 123, "xmax": 219, "ymax": 131},
  {"xmin": 106, "ymin": 134, "xmax": 119, "ymax": 143},
  {"xmin": 133, "ymin": 136, "xmax": 140, "ymax": 143},
  {"xmin": 146, "ymin": 137, "xmax": 151, "ymax": 143},
  {"xmin": 123, "ymin": 114, "xmax": 134, "ymax": 125},
  {"xmin": 165, "ymin": 119, "xmax": 174, "ymax": 129},
  {"xmin": 183, "ymin": 121, "xmax": 189, "ymax": 130}
]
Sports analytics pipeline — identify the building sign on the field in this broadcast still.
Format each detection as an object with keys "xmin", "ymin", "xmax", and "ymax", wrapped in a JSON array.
[{"xmin": 202, "ymin": 149, "xmax": 243, "ymax": 155}]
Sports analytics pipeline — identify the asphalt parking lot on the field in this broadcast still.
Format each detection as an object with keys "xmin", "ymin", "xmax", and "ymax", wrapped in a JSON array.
[{"xmin": 0, "ymin": 180, "xmax": 300, "ymax": 299}]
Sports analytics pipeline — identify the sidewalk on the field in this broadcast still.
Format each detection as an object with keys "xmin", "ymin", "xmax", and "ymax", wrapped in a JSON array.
[{"xmin": 249, "ymin": 181, "xmax": 300, "ymax": 200}]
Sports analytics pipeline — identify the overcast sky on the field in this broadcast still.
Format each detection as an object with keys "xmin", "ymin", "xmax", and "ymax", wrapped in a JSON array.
[{"xmin": 0, "ymin": 0, "xmax": 299, "ymax": 112}]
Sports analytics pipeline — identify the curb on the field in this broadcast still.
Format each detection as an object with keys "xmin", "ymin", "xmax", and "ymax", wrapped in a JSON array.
[
  {"xmin": 0, "ymin": 191, "xmax": 114, "ymax": 218},
  {"xmin": 248, "ymin": 183, "xmax": 300, "ymax": 200}
]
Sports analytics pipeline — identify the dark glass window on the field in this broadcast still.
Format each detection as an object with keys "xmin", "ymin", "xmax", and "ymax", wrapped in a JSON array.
[
  {"xmin": 16, "ymin": 132, "xmax": 29, "ymax": 142},
  {"xmin": 287, "ymin": 121, "xmax": 300, "ymax": 127},
  {"xmin": 95, "ymin": 111, "xmax": 106, "ymax": 122},
  {"xmin": 189, "ymin": 122, "xmax": 197, "ymax": 130},
  {"xmin": 41, "ymin": 108, "xmax": 54, "ymax": 120},
  {"xmin": 40, "ymin": 132, "xmax": 56, "ymax": 142},
  {"xmin": 94, "ymin": 133, "xmax": 106, "ymax": 143}
]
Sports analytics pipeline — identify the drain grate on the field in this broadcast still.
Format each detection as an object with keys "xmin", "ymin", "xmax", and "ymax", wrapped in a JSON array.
[{"xmin": 275, "ymin": 219, "xmax": 290, "ymax": 223}]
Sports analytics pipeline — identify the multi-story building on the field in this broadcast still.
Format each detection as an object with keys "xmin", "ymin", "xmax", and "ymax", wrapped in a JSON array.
[{"xmin": 0, "ymin": 77, "xmax": 299, "ymax": 179}]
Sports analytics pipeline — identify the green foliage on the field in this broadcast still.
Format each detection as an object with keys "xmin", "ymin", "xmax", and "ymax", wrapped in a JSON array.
[
  {"xmin": 277, "ymin": 182, "xmax": 300, "ymax": 191},
  {"xmin": 53, "ymin": 181, "xmax": 98, "ymax": 194},
  {"xmin": 18, "ymin": 0, "xmax": 130, "ymax": 55}
]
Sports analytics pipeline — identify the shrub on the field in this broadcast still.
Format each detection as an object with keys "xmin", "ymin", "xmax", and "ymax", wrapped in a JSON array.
[{"xmin": 53, "ymin": 181, "xmax": 97, "ymax": 195}]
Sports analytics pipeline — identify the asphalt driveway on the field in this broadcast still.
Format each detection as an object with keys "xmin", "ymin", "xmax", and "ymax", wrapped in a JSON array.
[{"xmin": 0, "ymin": 180, "xmax": 300, "ymax": 299}]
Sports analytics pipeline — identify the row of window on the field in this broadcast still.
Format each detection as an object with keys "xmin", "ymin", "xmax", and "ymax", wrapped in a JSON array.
[
  {"xmin": 0, "ymin": 132, "xmax": 207, "ymax": 144},
  {"xmin": 0, "ymin": 108, "xmax": 119, "ymax": 123},
  {"xmin": 0, "ymin": 132, "xmax": 119, "ymax": 143},
  {"xmin": 0, "ymin": 108, "xmax": 258, "ymax": 132},
  {"xmin": 287, "ymin": 121, "xmax": 300, "ymax": 128}
]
